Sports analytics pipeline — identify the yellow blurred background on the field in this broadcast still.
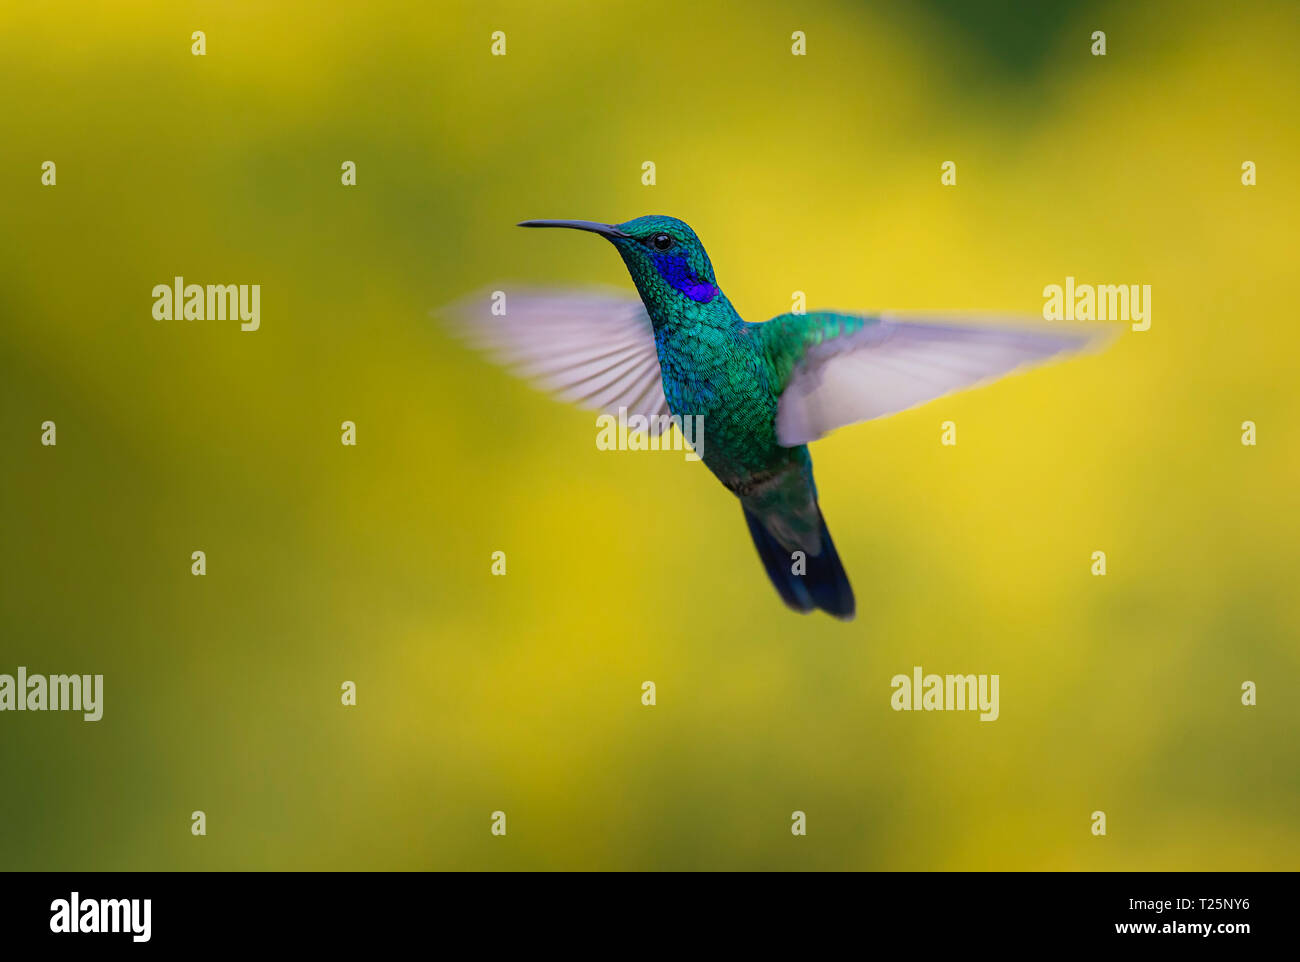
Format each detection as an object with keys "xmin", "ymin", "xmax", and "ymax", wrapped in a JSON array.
[{"xmin": 1, "ymin": 0, "xmax": 1296, "ymax": 870}]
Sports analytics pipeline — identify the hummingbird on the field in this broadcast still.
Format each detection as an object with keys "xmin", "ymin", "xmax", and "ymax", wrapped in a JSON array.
[{"xmin": 446, "ymin": 215, "xmax": 1107, "ymax": 620}]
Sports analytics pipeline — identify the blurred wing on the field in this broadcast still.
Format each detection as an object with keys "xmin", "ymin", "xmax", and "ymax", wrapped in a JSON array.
[
  {"xmin": 441, "ymin": 288, "xmax": 672, "ymax": 433},
  {"xmin": 776, "ymin": 314, "xmax": 1111, "ymax": 446}
]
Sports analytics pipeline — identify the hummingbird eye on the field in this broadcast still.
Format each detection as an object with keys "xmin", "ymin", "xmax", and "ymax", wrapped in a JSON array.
[{"xmin": 649, "ymin": 233, "xmax": 675, "ymax": 252}]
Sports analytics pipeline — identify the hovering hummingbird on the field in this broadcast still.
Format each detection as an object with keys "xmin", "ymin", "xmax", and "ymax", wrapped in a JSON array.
[{"xmin": 447, "ymin": 215, "xmax": 1107, "ymax": 620}]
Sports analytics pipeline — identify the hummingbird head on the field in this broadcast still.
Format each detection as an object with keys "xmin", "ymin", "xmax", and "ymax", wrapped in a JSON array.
[{"xmin": 518, "ymin": 215, "xmax": 720, "ymax": 317}]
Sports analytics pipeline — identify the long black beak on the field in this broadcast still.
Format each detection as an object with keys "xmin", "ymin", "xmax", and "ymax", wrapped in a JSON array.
[{"xmin": 517, "ymin": 219, "xmax": 629, "ymax": 239}]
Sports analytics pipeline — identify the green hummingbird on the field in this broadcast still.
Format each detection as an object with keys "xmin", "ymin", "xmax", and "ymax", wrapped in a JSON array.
[{"xmin": 447, "ymin": 215, "xmax": 1106, "ymax": 620}]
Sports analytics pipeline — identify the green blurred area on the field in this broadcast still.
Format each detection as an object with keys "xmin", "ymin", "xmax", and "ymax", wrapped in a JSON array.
[{"xmin": 1, "ymin": 0, "xmax": 1297, "ymax": 870}]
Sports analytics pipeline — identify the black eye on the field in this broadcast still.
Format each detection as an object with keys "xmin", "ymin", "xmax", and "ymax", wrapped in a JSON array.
[{"xmin": 650, "ymin": 233, "xmax": 674, "ymax": 251}]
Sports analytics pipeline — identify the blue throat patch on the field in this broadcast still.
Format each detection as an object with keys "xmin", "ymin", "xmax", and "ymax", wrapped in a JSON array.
[{"xmin": 651, "ymin": 252, "xmax": 718, "ymax": 303}]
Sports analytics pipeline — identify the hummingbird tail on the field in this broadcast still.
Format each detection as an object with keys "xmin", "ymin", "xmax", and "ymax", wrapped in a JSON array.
[{"xmin": 742, "ymin": 506, "xmax": 856, "ymax": 621}]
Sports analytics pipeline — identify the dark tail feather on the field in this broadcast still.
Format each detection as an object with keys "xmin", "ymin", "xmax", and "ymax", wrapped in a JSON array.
[{"xmin": 743, "ymin": 507, "xmax": 856, "ymax": 620}]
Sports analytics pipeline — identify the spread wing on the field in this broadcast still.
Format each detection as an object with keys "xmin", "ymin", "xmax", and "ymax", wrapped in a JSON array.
[
  {"xmin": 440, "ymin": 288, "xmax": 672, "ymax": 433},
  {"xmin": 772, "ymin": 313, "xmax": 1112, "ymax": 446}
]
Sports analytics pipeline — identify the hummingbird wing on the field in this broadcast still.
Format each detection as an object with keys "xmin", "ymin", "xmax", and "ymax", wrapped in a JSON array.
[
  {"xmin": 769, "ymin": 312, "xmax": 1112, "ymax": 446},
  {"xmin": 440, "ymin": 288, "xmax": 673, "ymax": 434}
]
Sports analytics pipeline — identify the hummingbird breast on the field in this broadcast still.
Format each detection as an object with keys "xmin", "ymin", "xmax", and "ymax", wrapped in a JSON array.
[
  {"xmin": 654, "ymin": 321, "xmax": 803, "ymax": 490},
  {"xmin": 652, "ymin": 312, "xmax": 824, "ymax": 556}
]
